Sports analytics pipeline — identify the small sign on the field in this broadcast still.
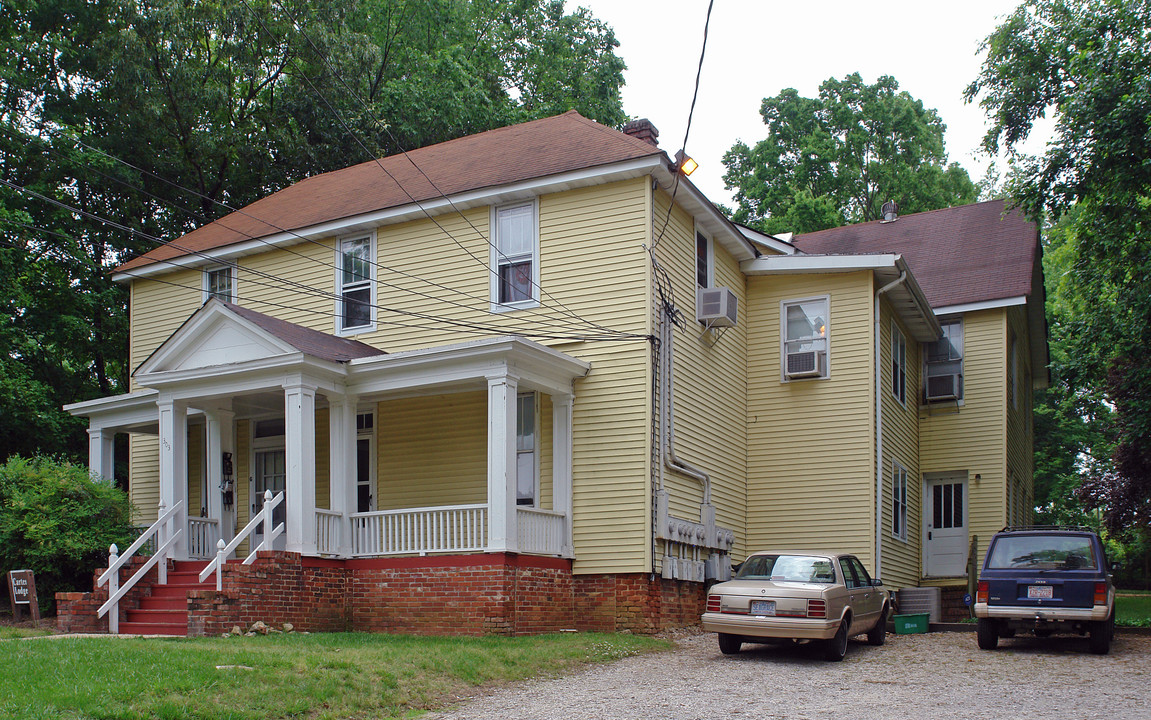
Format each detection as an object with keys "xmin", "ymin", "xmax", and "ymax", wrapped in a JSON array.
[
  {"xmin": 963, "ymin": 593, "xmax": 973, "ymax": 607},
  {"xmin": 6, "ymin": 569, "xmax": 40, "ymax": 624}
]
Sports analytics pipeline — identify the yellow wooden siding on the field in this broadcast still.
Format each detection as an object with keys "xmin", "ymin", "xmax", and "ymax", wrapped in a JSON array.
[
  {"xmin": 879, "ymin": 299, "xmax": 922, "ymax": 588},
  {"xmin": 187, "ymin": 422, "xmax": 203, "ymax": 515},
  {"xmin": 128, "ymin": 434, "xmax": 160, "ymax": 524},
  {"xmin": 919, "ymin": 308, "xmax": 1007, "ymax": 571},
  {"xmin": 315, "ymin": 408, "xmax": 330, "ymax": 509},
  {"xmin": 128, "ymin": 271, "xmax": 203, "ymax": 382},
  {"xmin": 745, "ymin": 272, "xmax": 876, "ymax": 567},
  {"xmin": 237, "ymin": 239, "xmax": 333, "ymax": 329},
  {"xmin": 649, "ymin": 193, "xmax": 749, "ymax": 564},
  {"xmin": 376, "ymin": 392, "xmax": 488, "ymax": 508},
  {"xmin": 1005, "ymin": 305, "xmax": 1034, "ymax": 527}
]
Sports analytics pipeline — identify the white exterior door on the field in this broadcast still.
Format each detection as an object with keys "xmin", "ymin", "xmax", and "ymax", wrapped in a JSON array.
[
  {"xmin": 253, "ymin": 448, "xmax": 287, "ymax": 550},
  {"xmin": 925, "ymin": 476, "xmax": 967, "ymax": 576}
]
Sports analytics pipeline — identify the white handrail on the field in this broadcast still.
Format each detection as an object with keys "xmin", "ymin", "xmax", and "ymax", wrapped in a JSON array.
[
  {"xmin": 198, "ymin": 490, "xmax": 284, "ymax": 584},
  {"xmin": 97, "ymin": 500, "xmax": 184, "ymax": 633}
]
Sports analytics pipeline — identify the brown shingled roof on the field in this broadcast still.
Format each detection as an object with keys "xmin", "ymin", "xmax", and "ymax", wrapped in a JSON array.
[
  {"xmin": 790, "ymin": 199, "xmax": 1039, "ymax": 309},
  {"xmin": 118, "ymin": 111, "xmax": 662, "ymax": 273},
  {"xmin": 223, "ymin": 302, "xmax": 385, "ymax": 363}
]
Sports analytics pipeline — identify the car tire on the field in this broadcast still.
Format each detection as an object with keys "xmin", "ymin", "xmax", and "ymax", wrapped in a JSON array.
[
  {"xmin": 1088, "ymin": 612, "xmax": 1114, "ymax": 655},
  {"xmin": 717, "ymin": 633, "xmax": 742, "ymax": 655},
  {"xmin": 976, "ymin": 618, "xmax": 999, "ymax": 650},
  {"xmin": 824, "ymin": 618, "xmax": 849, "ymax": 661},
  {"xmin": 866, "ymin": 606, "xmax": 887, "ymax": 646}
]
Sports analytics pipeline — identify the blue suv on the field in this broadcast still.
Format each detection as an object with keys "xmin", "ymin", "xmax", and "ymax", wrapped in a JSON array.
[{"xmin": 974, "ymin": 526, "xmax": 1116, "ymax": 654}]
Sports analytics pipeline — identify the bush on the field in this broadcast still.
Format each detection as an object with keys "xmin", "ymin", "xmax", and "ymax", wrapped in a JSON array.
[{"xmin": 0, "ymin": 456, "xmax": 136, "ymax": 614}]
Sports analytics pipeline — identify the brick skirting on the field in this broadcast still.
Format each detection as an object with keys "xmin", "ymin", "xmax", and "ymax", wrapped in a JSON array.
[
  {"xmin": 62, "ymin": 552, "xmax": 710, "ymax": 637},
  {"xmin": 56, "ymin": 556, "xmax": 156, "ymax": 634}
]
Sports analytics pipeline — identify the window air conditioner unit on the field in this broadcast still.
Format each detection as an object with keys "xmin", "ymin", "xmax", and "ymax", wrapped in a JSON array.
[
  {"xmin": 925, "ymin": 373, "xmax": 961, "ymax": 401},
  {"xmin": 786, "ymin": 350, "xmax": 826, "ymax": 379},
  {"xmin": 696, "ymin": 287, "xmax": 738, "ymax": 327}
]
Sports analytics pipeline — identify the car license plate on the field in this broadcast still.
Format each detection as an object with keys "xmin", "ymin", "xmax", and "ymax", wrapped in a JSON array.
[
  {"xmin": 1027, "ymin": 585, "xmax": 1053, "ymax": 599},
  {"xmin": 750, "ymin": 600, "xmax": 775, "ymax": 616}
]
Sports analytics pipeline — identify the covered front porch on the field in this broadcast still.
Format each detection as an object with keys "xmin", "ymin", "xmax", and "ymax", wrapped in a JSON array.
[{"xmin": 67, "ymin": 301, "xmax": 590, "ymax": 566}]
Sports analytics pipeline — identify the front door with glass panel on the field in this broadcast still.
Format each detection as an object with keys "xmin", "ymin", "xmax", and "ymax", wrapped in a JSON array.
[
  {"xmin": 253, "ymin": 447, "xmax": 287, "ymax": 550},
  {"xmin": 925, "ymin": 475, "xmax": 967, "ymax": 576}
]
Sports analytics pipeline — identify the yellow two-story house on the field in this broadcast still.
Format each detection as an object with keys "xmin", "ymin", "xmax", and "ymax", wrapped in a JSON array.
[{"xmin": 62, "ymin": 112, "xmax": 1045, "ymax": 636}]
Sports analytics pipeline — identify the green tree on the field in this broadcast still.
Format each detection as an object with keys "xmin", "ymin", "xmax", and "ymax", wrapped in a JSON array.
[
  {"xmin": 967, "ymin": 0, "xmax": 1151, "ymax": 533},
  {"xmin": 723, "ymin": 73, "xmax": 978, "ymax": 234}
]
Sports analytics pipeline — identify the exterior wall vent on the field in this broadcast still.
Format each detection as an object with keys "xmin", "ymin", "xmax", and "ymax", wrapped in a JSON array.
[{"xmin": 696, "ymin": 287, "xmax": 738, "ymax": 327}]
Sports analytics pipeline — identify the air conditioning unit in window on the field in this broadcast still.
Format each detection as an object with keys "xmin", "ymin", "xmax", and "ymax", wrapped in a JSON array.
[
  {"xmin": 696, "ymin": 287, "xmax": 738, "ymax": 327},
  {"xmin": 925, "ymin": 373, "xmax": 961, "ymax": 401},
  {"xmin": 786, "ymin": 350, "xmax": 826, "ymax": 379}
]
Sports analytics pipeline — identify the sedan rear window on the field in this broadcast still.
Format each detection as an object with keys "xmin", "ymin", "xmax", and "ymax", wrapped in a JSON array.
[
  {"xmin": 736, "ymin": 555, "xmax": 837, "ymax": 583},
  {"xmin": 986, "ymin": 535, "xmax": 1098, "ymax": 570}
]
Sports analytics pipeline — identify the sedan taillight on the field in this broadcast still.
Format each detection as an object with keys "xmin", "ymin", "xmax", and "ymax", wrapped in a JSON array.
[
  {"xmin": 976, "ymin": 580, "xmax": 989, "ymax": 604},
  {"xmin": 1094, "ymin": 582, "xmax": 1108, "ymax": 606},
  {"xmin": 807, "ymin": 599, "xmax": 826, "ymax": 618},
  {"xmin": 706, "ymin": 594, "xmax": 722, "ymax": 613}
]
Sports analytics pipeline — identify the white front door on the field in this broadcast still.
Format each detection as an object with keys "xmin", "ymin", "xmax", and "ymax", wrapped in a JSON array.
[
  {"xmin": 253, "ymin": 448, "xmax": 287, "ymax": 550},
  {"xmin": 925, "ymin": 476, "xmax": 967, "ymax": 576}
]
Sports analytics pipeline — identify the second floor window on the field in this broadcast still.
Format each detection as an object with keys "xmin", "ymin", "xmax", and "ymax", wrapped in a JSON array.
[
  {"xmin": 492, "ymin": 202, "xmax": 538, "ymax": 308},
  {"xmin": 892, "ymin": 322, "xmax": 907, "ymax": 405},
  {"xmin": 339, "ymin": 235, "xmax": 373, "ymax": 333},
  {"xmin": 782, "ymin": 296, "xmax": 829, "ymax": 380},
  {"xmin": 204, "ymin": 266, "xmax": 235, "ymax": 303},
  {"xmin": 696, "ymin": 229, "xmax": 713, "ymax": 288},
  {"xmin": 926, "ymin": 318, "xmax": 964, "ymax": 401}
]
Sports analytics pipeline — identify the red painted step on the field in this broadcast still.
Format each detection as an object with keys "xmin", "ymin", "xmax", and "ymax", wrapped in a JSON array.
[{"xmin": 121, "ymin": 560, "xmax": 215, "ymax": 636}]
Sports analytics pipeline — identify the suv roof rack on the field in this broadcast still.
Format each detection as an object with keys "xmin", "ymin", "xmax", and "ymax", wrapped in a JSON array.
[{"xmin": 1000, "ymin": 524, "xmax": 1095, "ymax": 533}]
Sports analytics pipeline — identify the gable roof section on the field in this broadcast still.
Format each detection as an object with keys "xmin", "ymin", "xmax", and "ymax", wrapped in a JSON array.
[
  {"xmin": 790, "ymin": 200, "xmax": 1039, "ymax": 309},
  {"xmin": 117, "ymin": 111, "xmax": 663, "ymax": 274},
  {"xmin": 222, "ymin": 302, "xmax": 385, "ymax": 363}
]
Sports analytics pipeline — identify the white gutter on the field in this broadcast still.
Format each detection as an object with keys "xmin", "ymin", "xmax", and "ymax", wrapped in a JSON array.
[{"xmin": 874, "ymin": 270, "xmax": 907, "ymax": 581}]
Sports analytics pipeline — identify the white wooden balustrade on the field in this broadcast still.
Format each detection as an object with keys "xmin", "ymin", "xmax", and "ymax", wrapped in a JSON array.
[
  {"xmin": 98, "ymin": 500, "xmax": 184, "ymax": 634},
  {"xmin": 349, "ymin": 504, "xmax": 488, "ymax": 556},
  {"xmin": 315, "ymin": 509, "xmax": 342, "ymax": 556},
  {"xmin": 516, "ymin": 507, "xmax": 567, "ymax": 556},
  {"xmin": 187, "ymin": 517, "xmax": 220, "ymax": 559},
  {"xmin": 198, "ymin": 490, "xmax": 284, "ymax": 588}
]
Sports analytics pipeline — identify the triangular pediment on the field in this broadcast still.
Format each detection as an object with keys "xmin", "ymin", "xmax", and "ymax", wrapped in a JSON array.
[{"xmin": 136, "ymin": 300, "xmax": 298, "ymax": 376}]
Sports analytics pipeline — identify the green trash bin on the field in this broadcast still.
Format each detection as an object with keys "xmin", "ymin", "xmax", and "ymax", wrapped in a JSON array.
[{"xmin": 893, "ymin": 612, "xmax": 930, "ymax": 634}]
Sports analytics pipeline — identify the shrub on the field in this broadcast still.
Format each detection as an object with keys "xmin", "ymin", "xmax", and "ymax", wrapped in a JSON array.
[{"xmin": 0, "ymin": 456, "xmax": 136, "ymax": 614}]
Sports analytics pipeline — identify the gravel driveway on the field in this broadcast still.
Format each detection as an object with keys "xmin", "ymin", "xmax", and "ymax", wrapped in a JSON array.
[{"xmin": 425, "ymin": 629, "xmax": 1151, "ymax": 719}]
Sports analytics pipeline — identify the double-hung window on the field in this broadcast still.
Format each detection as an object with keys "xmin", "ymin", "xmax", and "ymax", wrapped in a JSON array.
[
  {"xmin": 338, "ymin": 234, "xmax": 373, "ymax": 333},
  {"xmin": 516, "ymin": 392, "xmax": 537, "ymax": 506},
  {"xmin": 892, "ymin": 322, "xmax": 907, "ymax": 405},
  {"xmin": 781, "ymin": 296, "xmax": 829, "ymax": 380},
  {"xmin": 696, "ymin": 228, "xmax": 713, "ymax": 289},
  {"xmin": 892, "ymin": 460, "xmax": 908, "ymax": 541},
  {"xmin": 491, "ymin": 201, "xmax": 538, "ymax": 310},
  {"xmin": 203, "ymin": 265, "xmax": 235, "ymax": 304},
  {"xmin": 925, "ymin": 318, "xmax": 963, "ymax": 401}
]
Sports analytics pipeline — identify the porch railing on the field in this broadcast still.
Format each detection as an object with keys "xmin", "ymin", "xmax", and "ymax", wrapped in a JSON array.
[
  {"xmin": 315, "ymin": 509, "xmax": 342, "ymax": 556},
  {"xmin": 517, "ymin": 507, "xmax": 567, "ymax": 556},
  {"xmin": 198, "ymin": 490, "xmax": 284, "ymax": 590},
  {"xmin": 187, "ymin": 517, "xmax": 220, "ymax": 560},
  {"xmin": 98, "ymin": 500, "xmax": 184, "ymax": 634},
  {"xmin": 349, "ymin": 504, "xmax": 488, "ymax": 557}
]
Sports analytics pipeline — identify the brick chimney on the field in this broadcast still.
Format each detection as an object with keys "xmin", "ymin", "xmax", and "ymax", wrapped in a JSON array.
[{"xmin": 622, "ymin": 118, "xmax": 659, "ymax": 147}]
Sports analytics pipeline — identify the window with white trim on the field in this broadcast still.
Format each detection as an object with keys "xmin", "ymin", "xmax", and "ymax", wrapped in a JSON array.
[
  {"xmin": 892, "ymin": 460, "xmax": 908, "ymax": 541},
  {"xmin": 491, "ymin": 201, "xmax": 538, "ymax": 309},
  {"xmin": 203, "ymin": 265, "xmax": 235, "ymax": 304},
  {"xmin": 356, "ymin": 411, "xmax": 375, "ymax": 513},
  {"xmin": 781, "ymin": 296, "xmax": 829, "ymax": 380},
  {"xmin": 925, "ymin": 317, "xmax": 964, "ymax": 401},
  {"xmin": 338, "ymin": 235, "xmax": 373, "ymax": 333},
  {"xmin": 516, "ymin": 392, "xmax": 537, "ymax": 506},
  {"xmin": 892, "ymin": 321, "xmax": 907, "ymax": 405},
  {"xmin": 696, "ymin": 228, "xmax": 713, "ymax": 288}
]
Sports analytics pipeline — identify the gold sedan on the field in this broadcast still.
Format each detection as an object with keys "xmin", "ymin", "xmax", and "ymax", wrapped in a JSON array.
[{"xmin": 701, "ymin": 551, "xmax": 890, "ymax": 661}]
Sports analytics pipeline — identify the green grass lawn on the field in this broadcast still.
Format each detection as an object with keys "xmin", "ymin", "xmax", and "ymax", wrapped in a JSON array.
[
  {"xmin": 1116, "ymin": 592, "xmax": 1151, "ymax": 626},
  {"xmin": 0, "ymin": 631, "xmax": 670, "ymax": 719}
]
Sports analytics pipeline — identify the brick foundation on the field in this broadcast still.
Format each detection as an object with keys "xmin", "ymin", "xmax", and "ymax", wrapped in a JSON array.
[
  {"xmin": 64, "ymin": 552, "xmax": 711, "ymax": 637},
  {"xmin": 56, "ymin": 557, "xmax": 156, "ymax": 634}
]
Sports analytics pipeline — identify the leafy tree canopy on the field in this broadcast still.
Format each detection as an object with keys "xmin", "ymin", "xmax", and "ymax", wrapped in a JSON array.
[
  {"xmin": 0, "ymin": 0, "xmax": 627, "ymax": 465},
  {"xmin": 722, "ymin": 73, "xmax": 978, "ymax": 235},
  {"xmin": 968, "ymin": 0, "xmax": 1151, "ymax": 533}
]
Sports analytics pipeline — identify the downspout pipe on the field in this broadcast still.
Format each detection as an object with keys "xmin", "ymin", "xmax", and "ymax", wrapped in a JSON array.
[
  {"xmin": 874, "ymin": 270, "xmax": 907, "ymax": 582},
  {"xmin": 660, "ymin": 312, "xmax": 711, "ymax": 507}
]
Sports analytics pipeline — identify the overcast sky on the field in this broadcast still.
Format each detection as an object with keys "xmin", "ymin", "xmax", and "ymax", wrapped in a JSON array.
[{"xmin": 577, "ymin": 0, "xmax": 1046, "ymax": 206}]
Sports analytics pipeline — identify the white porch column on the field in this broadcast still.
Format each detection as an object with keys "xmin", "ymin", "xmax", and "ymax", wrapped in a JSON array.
[
  {"xmin": 87, "ymin": 427, "xmax": 115, "ymax": 484},
  {"xmin": 551, "ymin": 393, "xmax": 574, "ymax": 558},
  {"xmin": 487, "ymin": 373, "xmax": 519, "ymax": 553},
  {"xmin": 157, "ymin": 398, "xmax": 189, "ymax": 560},
  {"xmin": 284, "ymin": 381, "xmax": 317, "ymax": 555},
  {"xmin": 328, "ymin": 393, "xmax": 357, "ymax": 557},
  {"xmin": 204, "ymin": 408, "xmax": 235, "ymax": 543}
]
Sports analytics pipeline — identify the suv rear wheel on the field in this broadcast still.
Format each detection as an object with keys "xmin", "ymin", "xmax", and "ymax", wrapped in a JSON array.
[
  {"xmin": 1088, "ymin": 613, "xmax": 1114, "ymax": 655},
  {"xmin": 976, "ymin": 618, "xmax": 999, "ymax": 650}
]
